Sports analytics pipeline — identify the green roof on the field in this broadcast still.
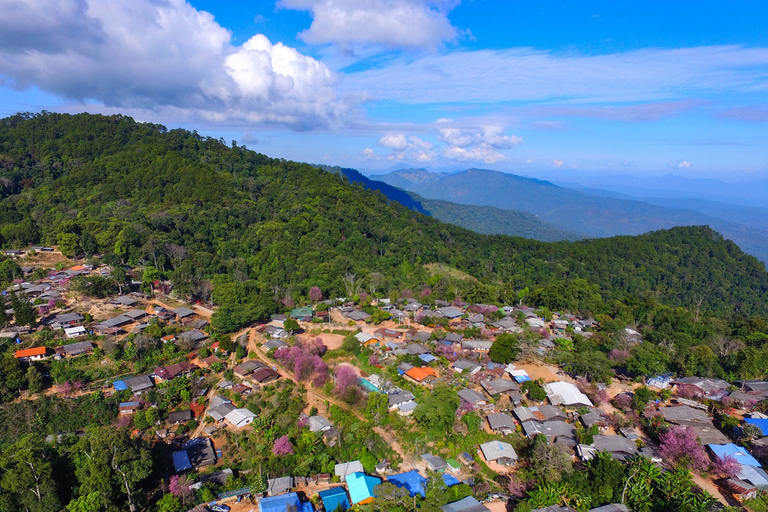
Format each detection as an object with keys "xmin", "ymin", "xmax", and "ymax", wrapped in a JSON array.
[
  {"xmin": 446, "ymin": 459, "xmax": 461, "ymax": 469},
  {"xmin": 291, "ymin": 307, "xmax": 313, "ymax": 318}
]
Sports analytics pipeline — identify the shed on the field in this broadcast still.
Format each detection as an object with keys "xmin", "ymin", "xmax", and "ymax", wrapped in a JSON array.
[
  {"xmin": 318, "ymin": 487, "xmax": 350, "ymax": 511},
  {"xmin": 172, "ymin": 450, "xmax": 192, "ymax": 472},
  {"xmin": 334, "ymin": 461, "xmax": 364, "ymax": 482},
  {"xmin": 267, "ymin": 476, "xmax": 294, "ymax": 496},
  {"xmin": 421, "ymin": 454, "xmax": 448, "ymax": 472}
]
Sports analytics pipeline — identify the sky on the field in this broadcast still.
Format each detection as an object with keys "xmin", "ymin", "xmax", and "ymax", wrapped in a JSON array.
[{"xmin": 0, "ymin": 0, "xmax": 767, "ymax": 179}]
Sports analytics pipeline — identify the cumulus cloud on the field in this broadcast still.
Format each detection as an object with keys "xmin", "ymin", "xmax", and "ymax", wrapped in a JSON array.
[
  {"xmin": 241, "ymin": 132, "xmax": 260, "ymax": 145},
  {"xmin": 359, "ymin": 148, "xmax": 377, "ymax": 159},
  {"xmin": 0, "ymin": 0, "xmax": 353, "ymax": 130},
  {"xmin": 437, "ymin": 125, "xmax": 522, "ymax": 163},
  {"xmin": 552, "ymin": 159, "xmax": 564, "ymax": 168},
  {"xmin": 669, "ymin": 159, "xmax": 692, "ymax": 169},
  {"xmin": 278, "ymin": 0, "xmax": 460, "ymax": 50},
  {"xmin": 379, "ymin": 134, "xmax": 435, "ymax": 161}
]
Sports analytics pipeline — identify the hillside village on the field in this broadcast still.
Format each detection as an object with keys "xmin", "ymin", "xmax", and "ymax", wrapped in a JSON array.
[{"xmin": 1, "ymin": 248, "xmax": 768, "ymax": 512}]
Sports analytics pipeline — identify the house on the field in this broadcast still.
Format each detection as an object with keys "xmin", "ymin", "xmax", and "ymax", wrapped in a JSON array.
[
  {"xmin": 521, "ymin": 421, "xmax": 545, "ymax": 438},
  {"xmin": 513, "ymin": 406, "xmax": 540, "ymax": 424},
  {"xmin": 398, "ymin": 401, "xmax": 418, "ymax": 416},
  {"xmin": 267, "ymin": 476, "xmax": 294, "ymax": 496},
  {"xmin": 218, "ymin": 380, "xmax": 234, "ymax": 390},
  {"xmin": 355, "ymin": 332, "xmax": 377, "ymax": 346},
  {"xmin": 178, "ymin": 330, "xmax": 207, "ymax": 345},
  {"xmin": 209, "ymin": 403, "xmax": 237, "ymax": 423},
  {"xmin": 441, "ymin": 333, "xmax": 463, "ymax": 344},
  {"xmin": 387, "ymin": 470, "xmax": 427, "ymax": 497},
  {"xmin": 64, "ymin": 326, "xmax": 87, "ymax": 338},
  {"xmin": 580, "ymin": 410, "xmax": 607, "ymax": 429},
  {"xmin": 404, "ymin": 367, "xmax": 437, "ymax": 385},
  {"xmin": 410, "ymin": 331, "xmax": 431, "ymax": 343},
  {"xmin": 259, "ymin": 493, "xmax": 313, "ymax": 512},
  {"xmin": 539, "ymin": 404, "xmax": 568, "ymax": 422},
  {"xmin": 375, "ymin": 328, "xmax": 402, "ymax": 339},
  {"xmin": 647, "ymin": 373, "xmax": 674, "ymax": 390},
  {"xmin": 737, "ymin": 464, "xmax": 768, "ymax": 491},
  {"xmin": 209, "ymin": 395, "xmax": 232, "ymax": 409},
  {"xmin": 440, "ymin": 496, "xmax": 490, "ymax": 512},
  {"xmin": 672, "ymin": 377, "xmax": 730, "ymax": 397},
  {"xmin": 225, "ymin": 408, "xmax": 257, "ymax": 428},
  {"xmin": 233, "ymin": 360, "xmax": 267, "ymax": 378},
  {"xmin": 183, "ymin": 437, "xmax": 217, "ymax": 468},
  {"xmin": 346, "ymin": 472, "xmax": 381, "ymax": 505},
  {"xmin": 14, "ymin": 347, "xmax": 48, "ymax": 361},
  {"xmin": 154, "ymin": 362, "xmax": 199, "ymax": 382},
  {"xmin": 55, "ymin": 312, "xmax": 85, "ymax": 325},
  {"xmin": 252, "ymin": 367, "xmax": 280, "ymax": 384},
  {"xmin": 308, "ymin": 415, "xmax": 333, "ymax": 433},
  {"xmin": 726, "ymin": 479, "xmax": 758, "ymax": 501},
  {"xmin": 123, "ymin": 309, "xmax": 148, "ymax": 321},
  {"xmin": 437, "ymin": 307, "xmax": 464, "ymax": 319},
  {"xmin": 123, "ymin": 375, "xmax": 154, "ymax": 393},
  {"xmin": 263, "ymin": 338, "xmax": 289, "ymax": 350},
  {"xmin": 541, "ymin": 421, "xmax": 576, "ymax": 440},
  {"xmin": 458, "ymin": 388, "xmax": 487, "ymax": 407},
  {"xmin": 405, "ymin": 343, "xmax": 430, "ymax": 355},
  {"xmin": 94, "ymin": 315, "xmax": 133, "ymax": 332},
  {"xmin": 452, "ymin": 360, "xmax": 482, "ymax": 375},
  {"xmin": 709, "ymin": 444, "xmax": 762, "ymax": 467},
  {"xmin": 172, "ymin": 307, "xmax": 195, "ymax": 319},
  {"xmin": 461, "ymin": 340, "xmax": 493, "ymax": 352},
  {"xmin": 659, "ymin": 405, "xmax": 711, "ymax": 425},
  {"xmin": 169, "ymin": 410, "xmax": 193, "ymax": 424},
  {"xmin": 318, "ymin": 487, "xmax": 350, "ymax": 511},
  {"xmin": 172, "ymin": 450, "xmax": 193, "ymax": 472},
  {"xmin": 113, "ymin": 295, "xmax": 139, "ymax": 307},
  {"xmin": 61, "ymin": 341, "xmax": 93, "ymax": 357},
  {"xmin": 231, "ymin": 383, "xmax": 252, "ymax": 396},
  {"xmin": 479, "ymin": 441, "xmax": 518, "ymax": 465},
  {"xmin": 544, "ymin": 381, "xmax": 593, "ymax": 408},
  {"xmin": 388, "ymin": 390, "xmax": 415, "ymax": 411},
  {"xmin": 119, "ymin": 401, "xmax": 140, "ymax": 415},
  {"xmin": 335, "ymin": 461, "xmax": 364, "ymax": 482},
  {"xmin": 481, "ymin": 378, "xmax": 521, "ymax": 397},
  {"xmin": 263, "ymin": 326, "xmax": 289, "ymax": 340},
  {"xmin": 487, "ymin": 413, "xmax": 517, "ymax": 435},
  {"xmin": 421, "ymin": 454, "xmax": 449, "ymax": 472},
  {"xmin": 592, "ymin": 435, "xmax": 639, "ymax": 461},
  {"xmin": 346, "ymin": 311, "xmax": 372, "ymax": 322}
]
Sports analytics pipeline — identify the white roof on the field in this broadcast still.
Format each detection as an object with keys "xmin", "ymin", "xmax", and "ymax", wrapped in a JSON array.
[
  {"xmin": 355, "ymin": 332, "xmax": 375, "ymax": 343},
  {"xmin": 479, "ymin": 441, "xmax": 518, "ymax": 461},
  {"xmin": 225, "ymin": 408, "xmax": 256, "ymax": 426},
  {"xmin": 64, "ymin": 326, "xmax": 86, "ymax": 338},
  {"xmin": 334, "ymin": 461, "xmax": 364, "ymax": 480},
  {"xmin": 544, "ymin": 381, "xmax": 593, "ymax": 407}
]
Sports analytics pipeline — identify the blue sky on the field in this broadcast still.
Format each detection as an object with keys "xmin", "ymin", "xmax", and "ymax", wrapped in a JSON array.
[{"xmin": 0, "ymin": 0, "xmax": 766, "ymax": 179}]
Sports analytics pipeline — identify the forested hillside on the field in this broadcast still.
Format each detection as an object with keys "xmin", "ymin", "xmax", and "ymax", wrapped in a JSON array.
[{"xmin": 1, "ymin": 113, "xmax": 767, "ymax": 331}]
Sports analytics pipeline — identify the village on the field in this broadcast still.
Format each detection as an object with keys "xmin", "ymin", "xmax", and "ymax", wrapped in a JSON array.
[{"xmin": 3, "ymin": 247, "xmax": 768, "ymax": 512}]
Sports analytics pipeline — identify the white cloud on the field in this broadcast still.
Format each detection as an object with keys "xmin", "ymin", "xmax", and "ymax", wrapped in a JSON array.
[
  {"xmin": 525, "ymin": 158, "xmax": 533, "ymax": 164},
  {"xmin": 342, "ymin": 45, "xmax": 768, "ymax": 105},
  {"xmin": 552, "ymin": 159, "xmax": 564, "ymax": 168},
  {"xmin": 437, "ymin": 125, "xmax": 522, "ymax": 163},
  {"xmin": 278, "ymin": 0, "xmax": 460, "ymax": 50},
  {"xmin": 669, "ymin": 159, "xmax": 692, "ymax": 169},
  {"xmin": 359, "ymin": 148, "xmax": 377, "ymax": 159},
  {"xmin": 0, "ymin": 0, "xmax": 353, "ymax": 130},
  {"xmin": 379, "ymin": 133, "xmax": 435, "ymax": 161}
]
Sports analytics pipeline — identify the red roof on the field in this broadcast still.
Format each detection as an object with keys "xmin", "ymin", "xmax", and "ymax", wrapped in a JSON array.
[{"xmin": 14, "ymin": 347, "xmax": 47, "ymax": 358}]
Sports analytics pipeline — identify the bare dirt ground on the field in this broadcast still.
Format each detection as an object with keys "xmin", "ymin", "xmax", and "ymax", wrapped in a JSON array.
[
  {"xmin": 19, "ymin": 249, "xmax": 72, "ymax": 269},
  {"xmin": 513, "ymin": 362, "xmax": 568, "ymax": 383},
  {"xmin": 484, "ymin": 500, "xmax": 508, "ymax": 512},
  {"xmin": 300, "ymin": 332, "xmax": 345, "ymax": 350}
]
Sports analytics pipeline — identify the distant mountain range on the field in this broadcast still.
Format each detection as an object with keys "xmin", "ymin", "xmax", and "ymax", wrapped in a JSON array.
[{"xmin": 373, "ymin": 168, "xmax": 768, "ymax": 264}]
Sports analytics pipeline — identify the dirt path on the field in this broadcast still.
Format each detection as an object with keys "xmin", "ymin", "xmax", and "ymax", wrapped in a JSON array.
[
  {"xmin": 246, "ymin": 329, "xmax": 365, "ymax": 421},
  {"xmin": 691, "ymin": 472, "xmax": 732, "ymax": 507}
]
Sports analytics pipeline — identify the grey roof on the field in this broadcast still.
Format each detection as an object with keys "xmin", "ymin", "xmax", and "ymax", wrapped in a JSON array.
[
  {"xmin": 487, "ymin": 413, "xmax": 516, "ymax": 432},
  {"xmin": 443, "ymin": 333, "xmax": 463, "ymax": 343},
  {"xmin": 580, "ymin": 411, "xmax": 605, "ymax": 427},
  {"xmin": 513, "ymin": 406, "xmax": 538, "ymax": 423},
  {"xmin": 479, "ymin": 441, "xmax": 518, "ymax": 462},
  {"xmin": 458, "ymin": 388, "xmax": 486, "ymax": 405},
  {"xmin": 173, "ymin": 307, "xmax": 195, "ymax": 318},
  {"xmin": 169, "ymin": 410, "xmax": 193, "ymax": 423},
  {"xmin": 421, "ymin": 453, "xmax": 449, "ymax": 471},
  {"xmin": 62, "ymin": 341, "xmax": 93, "ymax": 356},
  {"xmin": 482, "ymin": 378, "xmax": 520, "ymax": 395},
  {"xmin": 688, "ymin": 423, "xmax": 730, "ymax": 445},
  {"xmin": 541, "ymin": 421, "xmax": 576, "ymax": 438},
  {"xmin": 179, "ymin": 330, "xmax": 207, "ymax": 343},
  {"xmin": 123, "ymin": 375, "xmax": 153, "ymax": 392},
  {"xmin": 411, "ymin": 331, "xmax": 431, "ymax": 342},
  {"xmin": 308, "ymin": 415, "xmax": 333, "ymax": 432},
  {"xmin": 263, "ymin": 339, "xmax": 289, "ymax": 350},
  {"xmin": 539, "ymin": 404, "xmax": 567, "ymax": 421},
  {"xmin": 208, "ymin": 403, "xmax": 236, "ymax": 421},
  {"xmin": 589, "ymin": 506, "xmax": 630, "ymax": 512},
  {"xmin": 233, "ymin": 360, "xmax": 267, "ymax": 375},
  {"xmin": 453, "ymin": 359, "xmax": 481, "ymax": 372},
  {"xmin": 55, "ymin": 312, "xmax": 84, "ymax": 323},
  {"xmin": 736, "ymin": 381, "xmax": 768, "ymax": 393},
  {"xmin": 388, "ymin": 390, "xmax": 415, "ymax": 407},
  {"xmin": 267, "ymin": 476, "xmax": 293, "ymax": 496},
  {"xmin": 672, "ymin": 377, "xmax": 730, "ymax": 394},
  {"xmin": 114, "ymin": 295, "xmax": 138, "ymax": 306},
  {"xmin": 209, "ymin": 395, "xmax": 232, "ymax": 408},
  {"xmin": 461, "ymin": 340, "xmax": 493, "ymax": 351},
  {"xmin": 738, "ymin": 465, "xmax": 768, "ymax": 490},
  {"xmin": 659, "ymin": 405, "xmax": 711, "ymax": 424},
  {"xmin": 406, "ymin": 343, "xmax": 430, "ymax": 355},
  {"xmin": 123, "ymin": 309, "xmax": 148, "ymax": 320},
  {"xmin": 593, "ymin": 435, "xmax": 638, "ymax": 455},
  {"xmin": 335, "ymin": 461, "xmax": 364, "ymax": 480},
  {"xmin": 97, "ymin": 315, "xmax": 133, "ymax": 329},
  {"xmin": 437, "ymin": 306, "xmax": 464, "ymax": 319},
  {"xmin": 397, "ymin": 362, "xmax": 414, "ymax": 373},
  {"xmin": 440, "ymin": 496, "xmax": 490, "ymax": 512},
  {"xmin": 522, "ymin": 421, "xmax": 545, "ymax": 437},
  {"xmin": 346, "ymin": 310, "xmax": 372, "ymax": 321}
]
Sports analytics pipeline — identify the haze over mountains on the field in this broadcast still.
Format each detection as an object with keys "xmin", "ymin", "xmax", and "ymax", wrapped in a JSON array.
[{"xmin": 373, "ymin": 168, "xmax": 768, "ymax": 264}]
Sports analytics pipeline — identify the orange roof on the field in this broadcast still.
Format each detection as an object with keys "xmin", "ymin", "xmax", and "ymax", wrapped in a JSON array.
[
  {"xmin": 14, "ymin": 347, "xmax": 47, "ymax": 358},
  {"xmin": 405, "ymin": 367, "xmax": 437, "ymax": 382},
  {"xmin": 68, "ymin": 265, "xmax": 85, "ymax": 271}
]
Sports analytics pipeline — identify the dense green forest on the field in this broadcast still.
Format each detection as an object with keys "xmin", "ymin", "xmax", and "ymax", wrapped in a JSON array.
[{"xmin": 0, "ymin": 113, "xmax": 767, "ymax": 333}]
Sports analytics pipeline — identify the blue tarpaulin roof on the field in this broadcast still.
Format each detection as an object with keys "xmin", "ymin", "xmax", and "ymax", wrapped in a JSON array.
[
  {"xmin": 112, "ymin": 380, "xmax": 127, "ymax": 391},
  {"xmin": 745, "ymin": 418, "xmax": 768, "ymax": 436},
  {"xmin": 512, "ymin": 375, "xmax": 531, "ymax": 383},
  {"xmin": 419, "ymin": 354, "xmax": 436, "ymax": 363},
  {"xmin": 709, "ymin": 443, "xmax": 762, "ymax": 467},
  {"xmin": 387, "ymin": 470, "xmax": 427, "ymax": 497},
  {"xmin": 441, "ymin": 473, "xmax": 459, "ymax": 487},
  {"xmin": 259, "ymin": 493, "xmax": 312, "ymax": 512},
  {"xmin": 172, "ymin": 450, "xmax": 192, "ymax": 472},
  {"xmin": 318, "ymin": 487, "xmax": 350, "ymax": 511},
  {"xmin": 347, "ymin": 472, "xmax": 380, "ymax": 504}
]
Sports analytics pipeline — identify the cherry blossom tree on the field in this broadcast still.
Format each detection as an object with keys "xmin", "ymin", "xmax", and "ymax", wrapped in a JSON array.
[
  {"xmin": 309, "ymin": 286, "xmax": 323, "ymax": 302},
  {"xmin": 659, "ymin": 426, "xmax": 710, "ymax": 472},
  {"xmin": 711, "ymin": 455, "xmax": 740, "ymax": 479},
  {"xmin": 368, "ymin": 355, "xmax": 380, "ymax": 366},
  {"xmin": 169, "ymin": 475, "xmax": 193, "ymax": 504},
  {"xmin": 608, "ymin": 349, "xmax": 630, "ymax": 362},
  {"xmin": 272, "ymin": 435, "xmax": 294, "ymax": 456},
  {"xmin": 420, "ymin": 288, "xmax": 432, "ymax": 299},
  {"xmin": 334, "ymin": 365, "xmax": 362, "ymax": 404}
]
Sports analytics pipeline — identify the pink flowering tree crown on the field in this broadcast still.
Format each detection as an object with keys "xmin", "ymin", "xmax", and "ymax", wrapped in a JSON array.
[
  {"xmin": 659, "ymin": 426, "xmax": 710, "ymax": 472},
  {"xmin": 273, "ymin": 435, "xmax": 294, "ymax": 456},
  {"xmin": 309, "ymin": 286, "xmax": 323, "ymax": 302},
  {"xmin": 169, "ymin": 475, "xmax": 193, "ymax": 503},
  {"xmin": 711, "ymin": 455, "xmax": 740, "ymax": 479}
]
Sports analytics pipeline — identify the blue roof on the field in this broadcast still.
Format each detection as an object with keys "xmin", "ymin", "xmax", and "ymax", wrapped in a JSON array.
[
  {"xmin": 745, "ymin": 418, "xmax": 768, "ymax": 436},
  {"xmin": 112, "ymin": 380, "xmax": 127, "ymax": 391},
  {"xmin": 119, "ymin": 401, "xmax": 140, "ymax": 408},
  {"xmin": 513, "ymin": 375, "xmax": 531, "ymax": 383},
  {"xmin": 359, "ymin": 378, "xmax": 379, "ymax": 393},
  {"xmin": 259, "ymin": 493, "xmax": 304, "ymax": 512},
  {"xmin": 419, "ymin": 354, "xmax": 436, "ymax": 363},
  {"xmin": 441, "ymin": 473, "xmax": 459, "ymax": 487},
  {"xmin": 318, "ymin": 487, "xmax": 350, "ymax": 511},
  {"xmin": 172, "ymin": 450, "xmax": 192, "ymax": 472},
  {"xmin": 346, "ymin": 472, "xmax": 380, "ymax": 504},
  {"xmin": 709, "ymin": 443, "xmax": 762, "ymax": 467},
  {"xmin": 387, "ymin": 470, "xmax": 427, "ymax": 497}
]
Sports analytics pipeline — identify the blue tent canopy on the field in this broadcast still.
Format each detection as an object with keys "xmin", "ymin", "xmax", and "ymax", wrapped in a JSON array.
[
  {"xmin": 318, "ymin": 487, "xmax": 350, "ymax": 511},
  {"xmin": 387, "ymin": 470, "xmax": 427, "ymax": 497},
  {"xmin": 441, "ymin": 473, "xmax": 459, "ymax": 487},
  {"xmin": 112, "ymin": 380, "xmax": 128, "ymax": 391},
  {"xmin": 172, "ymin": 450, "xmax": 192, "ymax": 472}
]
